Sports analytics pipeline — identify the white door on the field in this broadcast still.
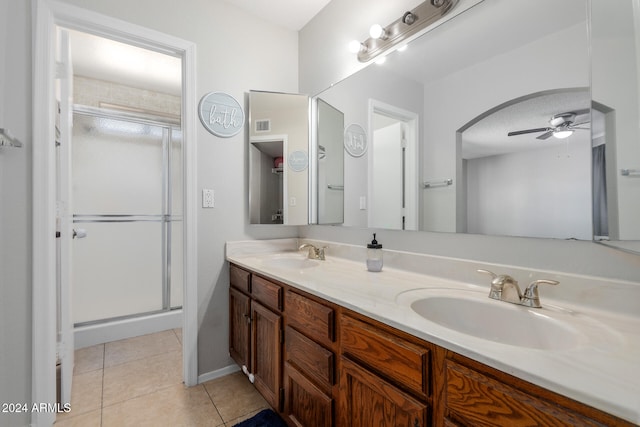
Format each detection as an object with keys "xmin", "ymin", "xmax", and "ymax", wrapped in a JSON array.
[{"xmin": 56, "ymin": 28, "xmax": 75, "ymax": 406}]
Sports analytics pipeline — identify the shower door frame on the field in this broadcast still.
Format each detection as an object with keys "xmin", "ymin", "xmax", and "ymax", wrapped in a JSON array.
[
  {"xmin": 33, "ymin": 2, "xmax": 198, "ymax": 426},
  {"xmin": 71, "ymin": 106, "xmax": 182, "ymax": 326}
]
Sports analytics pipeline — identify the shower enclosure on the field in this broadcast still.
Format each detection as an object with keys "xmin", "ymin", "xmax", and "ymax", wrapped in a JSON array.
[{"xmin": 71, "ymin": 106, "xmax": 183, "ymax": 325}]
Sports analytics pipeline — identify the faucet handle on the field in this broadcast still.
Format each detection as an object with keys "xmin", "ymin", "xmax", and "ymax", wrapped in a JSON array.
[
  {"xmin": 477, "ymin": 269, "xmax": 497, "ymax": 279},
  {"xmin": 521, "ymin": 279, "xmax": 559, "ymax": 308},
  {"xmin": 317, "ymin": 246, "xmax": 327, "ymax": 260}
]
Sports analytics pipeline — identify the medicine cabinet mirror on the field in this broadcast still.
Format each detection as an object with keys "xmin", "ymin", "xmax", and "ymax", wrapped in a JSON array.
[
  {"xmin": 311, "ymin": 0, "xmax": 640, "ymax": 250},
  {"xmin": 249, "ymin": 91, "xmax": 309, "ymax": 225}
]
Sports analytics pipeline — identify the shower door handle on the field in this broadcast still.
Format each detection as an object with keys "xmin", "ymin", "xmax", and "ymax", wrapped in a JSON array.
[{"xmin": 72, "ymin": 228, "xmax": 87, "ymax": 239}]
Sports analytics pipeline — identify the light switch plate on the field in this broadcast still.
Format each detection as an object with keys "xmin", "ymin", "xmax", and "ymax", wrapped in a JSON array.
[{"xmin": 202, "ymin": 189, "xmax": 214, "ymax": 208}]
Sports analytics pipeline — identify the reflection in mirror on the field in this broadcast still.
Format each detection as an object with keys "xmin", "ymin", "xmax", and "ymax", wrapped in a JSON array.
[
  {"xmin": 249, "ymin": 91, "xmax": 309, "ymax": 225},
  {"xmin": 370, "ymin": 101, "xmax": 419, "ymax": 230},
  {"xmin": 459, "ymin": 88, "xmax": 591, "ymax": 239},
  {"xmin": 316, "ymin": 98, "xmax": 344, "ymax": 224},
  {"xmin": 313, "ymin": 0, "xmax": 603, "ymax": 241},
  {"xmin": 592, "ymin": 0, "xmax": 640, "ymax": 251}
]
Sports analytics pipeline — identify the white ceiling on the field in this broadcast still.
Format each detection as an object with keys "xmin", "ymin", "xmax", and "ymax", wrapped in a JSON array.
[
  {"xmin": 68, "ymin": 29, "xmax": 182, "ymax": 96},
  {"xmin": 67, "ymin": 0, "xmax": 330, "ymax": 96},
  {"xmin": 462, "ymin": 90, "xmax": 591, "ymax": 159},
  {"xmin": 221, "ymin": 0, "xmax": 331, "ymax": 31}
]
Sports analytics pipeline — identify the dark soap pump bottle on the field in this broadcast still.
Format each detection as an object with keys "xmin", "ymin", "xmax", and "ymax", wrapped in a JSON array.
[{"xmin": 366, "ymin": 233, "xmax": 383, "ymax": 272}]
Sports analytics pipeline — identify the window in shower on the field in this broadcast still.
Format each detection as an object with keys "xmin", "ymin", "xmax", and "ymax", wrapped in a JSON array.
[{"xmin": 71, "ymin": 107, "xmax": 183, "ymax": 325}]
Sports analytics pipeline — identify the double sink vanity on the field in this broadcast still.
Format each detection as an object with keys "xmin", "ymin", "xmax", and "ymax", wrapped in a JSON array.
[{"xmin": 226, "ymin": 239, "xmax": 640, "ymax": 426}]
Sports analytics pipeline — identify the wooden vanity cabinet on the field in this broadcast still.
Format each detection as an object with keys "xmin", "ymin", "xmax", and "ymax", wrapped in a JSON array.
[
  {"xmin": 228, "ymin": 263, "xmax": 635, "ymax": 427},
  {"xmin": 228, "ymin": 265, "xmax": 283, "ymax": 411},
  {"xmin": 283, "ymin": 290, "xmax": 337, "ymax": 427},
  {"xmin": 229, "ymin": 287, "xmax": 250, "ymax": 369},
  {"xmin": 436, "ymin": 350, "xmax": 636, "ymax": 427},
  {"xmin": 339, "ymin": 356, "xmax": 428, "ymax": 427},
  {"xmin": 338, "ymin": 312, "xmax": 431, "ymax": 427}
]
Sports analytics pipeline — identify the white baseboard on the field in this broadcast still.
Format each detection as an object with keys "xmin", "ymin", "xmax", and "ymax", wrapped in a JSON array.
[
  {"xmin": 197, "ymin": 364, "xmax": 241, "ymax": 384},
  {"xmin": 74, "ymin": 310, "xmax": 182, "ymax": 349}
]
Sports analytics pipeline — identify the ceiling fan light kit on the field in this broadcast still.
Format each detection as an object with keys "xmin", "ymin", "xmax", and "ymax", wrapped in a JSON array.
[{"xmin": 507, "ymin": 110, "xmax": 590, "ymax": 141}]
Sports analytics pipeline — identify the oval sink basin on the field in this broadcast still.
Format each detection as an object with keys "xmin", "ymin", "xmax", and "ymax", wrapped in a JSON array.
[
  {"xmin": 262, "ymin": 254, "xmax": 319, "ymax": 270},
  {"xmin": 410, "ymin": 292, "xmax": 583, "ymax": 350}
]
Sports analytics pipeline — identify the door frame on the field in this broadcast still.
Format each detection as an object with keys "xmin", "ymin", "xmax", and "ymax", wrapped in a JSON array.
[
  {"xmin": 33, "ymin": 1, "xmax": 198, "ymax": 425},
  {"xmin": 367, "ymin": 99, "xmax": 420, "ymax": 230}
]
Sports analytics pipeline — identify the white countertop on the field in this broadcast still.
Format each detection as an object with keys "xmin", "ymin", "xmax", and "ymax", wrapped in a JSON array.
[{"xmin": 226, "ymin": 239, "xmax": 640, "ymax": 424}]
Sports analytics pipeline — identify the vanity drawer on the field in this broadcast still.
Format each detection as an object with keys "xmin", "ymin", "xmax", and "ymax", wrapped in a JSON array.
[
  {"xmin": 285, "ymin": 326, "xmax": 334, "ymax": 392},
  {"xmin": 340, "ymin": 314, "xmax": 430, "ymax": 397},
  {"xmin": 285, "ymin": 291, "xmax": 335, "ymax": 346},
  {"xmin": 444, "ymin": 360, "xmax": 600, "ymax": 426},
  {"xmin": 251, "ymin": 275, "xmax": 282, "ymax": 312},
  {"xmin": 229, "ymin": 264, "xmax": 250, "ymax": 294}
]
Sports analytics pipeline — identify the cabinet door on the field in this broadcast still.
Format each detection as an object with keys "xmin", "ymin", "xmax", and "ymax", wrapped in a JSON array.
[
  {"xmin": 229, "ymin": 287, "xmax": 250, "ymax": 369},
  {"xmin": 283, "ymin": 362, "xmax": 333, "ymax": 427},
  {"xmin": 339, "ymin": 357, "xmax": 428, "ymax": 427},
  {"xmin": 251, "ymin": 300, "xmax": 282, "ymax": 410}
]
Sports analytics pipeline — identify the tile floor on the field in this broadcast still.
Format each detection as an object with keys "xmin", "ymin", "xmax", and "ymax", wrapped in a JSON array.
[{"xmin": 55, "ymin": 329, "xmax": 269, "ymax": 427}]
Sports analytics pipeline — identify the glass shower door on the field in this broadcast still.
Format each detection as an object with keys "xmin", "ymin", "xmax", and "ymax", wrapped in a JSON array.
[{"xmin": 71, "ymin": 110, "xmax": 181, "ymax": 324}]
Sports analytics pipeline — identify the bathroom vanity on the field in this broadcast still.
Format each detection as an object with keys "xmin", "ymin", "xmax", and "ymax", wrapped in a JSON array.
[{"xmin": 226, "ymin": 240, "xmax": 639, "ymax": 427}]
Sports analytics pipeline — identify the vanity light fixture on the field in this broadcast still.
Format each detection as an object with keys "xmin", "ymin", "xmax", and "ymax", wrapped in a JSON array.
[
  {"xmin": 348, "ymin": 40, "xmax": 366, "ymax": 54},
  {"xmin": 354, "ymin": 0, "xmax": 459, "ymax": 63},
  {"xmin": 369, "ymin": 24, "xmax": 388, "ymax": 40}
]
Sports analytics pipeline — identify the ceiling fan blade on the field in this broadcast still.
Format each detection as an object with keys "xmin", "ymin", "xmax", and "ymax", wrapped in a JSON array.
[
  {"xmin": 507, "ymin": 127, "xmax": 551, "ymax": 136},
  {"xmin": 570, "ymin": 126, "xmax": 590, "ymax": 130},
  {"xmin": 571, "ymin": 120, "xmax": 590, "ymax": 126},
  {"xmin": 536, "ymin": 130, "xmax": 554, "ymax": 140},
  {"xmin": 572, "ymin": 108, "xmax": 590, "ymax": 116}
]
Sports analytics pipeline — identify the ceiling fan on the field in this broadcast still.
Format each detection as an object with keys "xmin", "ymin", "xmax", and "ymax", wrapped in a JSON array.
[{"xmin": 507, "ymin": 110, "xmax": 590, "ymax": 140}]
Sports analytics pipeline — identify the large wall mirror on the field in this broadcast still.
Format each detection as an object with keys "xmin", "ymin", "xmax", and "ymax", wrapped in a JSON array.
[
  {"xmin": 311, "ymin": 0, "xmax": 640, "ymax": 251},
  {"xmin": 249, "ymin": 91, "xmax": 309, "ymax": 225}
]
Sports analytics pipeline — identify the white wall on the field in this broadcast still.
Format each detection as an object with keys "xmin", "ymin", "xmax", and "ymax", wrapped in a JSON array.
[
  {"xmin": 299, "ymin": 0, "xmax": 640, "ymax": 283},
  {"xmin": 466, "ymin": 140, "xmax": 592, "ymax": 239},
  {"xmin": 0, "ymin": 1, "xmax": 32, "ymax": 426},
  {"xmin": 2, "ymin": 2, "xmax": 301, "ymax": 423}
]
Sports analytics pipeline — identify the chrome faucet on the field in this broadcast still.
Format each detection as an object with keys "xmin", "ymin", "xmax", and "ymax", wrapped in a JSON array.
[
  {"xmin": 477, "ymin": 269, "xmax": 559, "ymax": 308},
  {"xmin": 298, "ymin": 243, "xmax": 327, "ymax": 260}
]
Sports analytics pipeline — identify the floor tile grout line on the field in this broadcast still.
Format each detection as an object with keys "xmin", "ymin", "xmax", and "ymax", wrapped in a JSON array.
[
  {"xmin": 202, "ymin": 380, "xmax": 227, "ymax": 426},
  {"xmin": 100, "ymin": 343, "xmax": 105, "ymax": 427},
  {"xmin": 100, "ymin": 381, "xmax": 182, "ymax": 410}
]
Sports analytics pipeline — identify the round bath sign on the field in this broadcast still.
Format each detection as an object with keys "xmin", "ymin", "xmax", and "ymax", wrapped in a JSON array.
[
  {"xmin": 198, "ymin": 92, "xmax": 244, "ymax": 137},
  {"xmin": 288, "ymin": 150, "xmax": 308, "ymax": 172},
  {"xmin": 344, "ymin": 123, "xmax": 367, "ymax": 157}
]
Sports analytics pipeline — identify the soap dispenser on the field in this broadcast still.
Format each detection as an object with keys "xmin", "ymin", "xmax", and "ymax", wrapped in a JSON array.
[{"xmin": 366, "ymin": 233, "xmax": 383, "ymax": 272}]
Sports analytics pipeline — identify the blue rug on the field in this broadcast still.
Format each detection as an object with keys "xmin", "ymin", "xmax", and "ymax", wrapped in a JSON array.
[{"xmin": 233, "ymin": 409, "xmax": 288, "ymax": 427}]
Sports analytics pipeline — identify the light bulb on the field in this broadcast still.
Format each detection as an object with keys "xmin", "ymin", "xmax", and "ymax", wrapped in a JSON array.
[
  {"xmin": 553, "ymin": 130, "xmax": 573, "ymax": 139},
  {"xmin": 348, "ymin": 40, "xmax": 364, "ymax": 54},
  {"xmin": 397, "ymin": 44, "xmax": 408, "ymax": 52},
  {"xmin": 369, "ymin": 24, "xmax": 386, "ymax": 39},
  {"xmin": 375, "ymin": 56, "xmax": 387, "ymax": 65}
]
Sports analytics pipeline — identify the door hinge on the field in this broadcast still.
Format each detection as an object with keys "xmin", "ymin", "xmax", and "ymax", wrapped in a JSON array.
[{"xmin": 56, "ymin": 231, "xmax": 61, "ymax": 238}]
